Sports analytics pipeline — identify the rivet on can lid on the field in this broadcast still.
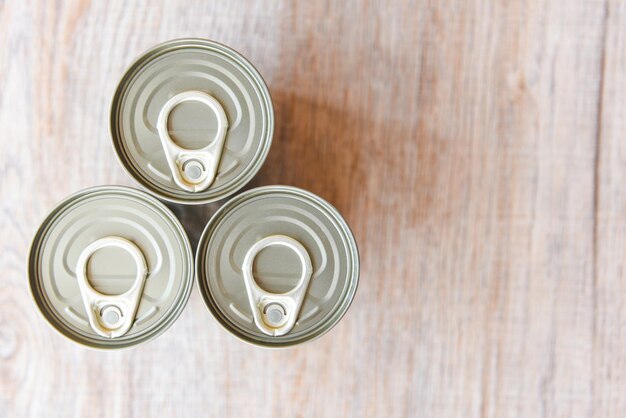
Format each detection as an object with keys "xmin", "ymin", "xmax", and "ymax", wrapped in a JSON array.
[
  {"xmin": 264, "ymin": 304, "xmax": 286, "ymax": 326},
  {"xmin": 101, "ymin": 306, "xmax": 123, "ymax": 327}
]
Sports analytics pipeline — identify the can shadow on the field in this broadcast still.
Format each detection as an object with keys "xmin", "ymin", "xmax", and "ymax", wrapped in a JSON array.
[
  {"xmin": 242, "ymin": 89, "xmax": 443, "ymax": 222},
  {"xmin": 164, "ymin": 201, "xmax": 220, "ymax": 251},
  {"xmin": 242, "ymin": 90, "xmax": 366, "ymax": 218}
]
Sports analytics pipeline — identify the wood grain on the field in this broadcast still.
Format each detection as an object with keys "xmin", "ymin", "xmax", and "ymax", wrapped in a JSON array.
[{"xmin": 1, "ymin": 0, "xmax": 625, "ymax": 417}]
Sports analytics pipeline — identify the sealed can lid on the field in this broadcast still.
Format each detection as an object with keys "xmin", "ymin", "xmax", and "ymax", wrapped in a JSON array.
[
  {"xmin": 196, "ymin": 186, "xmax": 359, "ymax": 347},
  {"xmin": 28, "ymin": 186, "xmax": 194, "ymax": 349},
  {"xmin": 110, "ymin": 39, "xmax": 273, "ymax": 204}
]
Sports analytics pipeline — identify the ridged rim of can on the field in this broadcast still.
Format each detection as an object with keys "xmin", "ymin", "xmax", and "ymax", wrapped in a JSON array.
[
  {"xmin": 28, "ymin": 185, "xmax": 194, "ymax": 350},
  {"xmin": 109, "ymin": 38, "xmax": 274, "ymax": 205},
  {"xmin": 195, "ymin": 185, "xmax": 360, "ymax": 348}
]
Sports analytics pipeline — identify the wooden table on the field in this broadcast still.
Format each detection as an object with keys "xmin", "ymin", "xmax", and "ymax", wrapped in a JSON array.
[{"xmin": 2, "ymin": 1, "xmax": 625, "ymax": 416}]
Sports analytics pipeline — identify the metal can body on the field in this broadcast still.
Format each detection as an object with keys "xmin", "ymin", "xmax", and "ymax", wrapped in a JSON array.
[
  {"xmin": 196, "ymin": 186, "xmax": 359, "ymax": 347},
  {"xmin": 110, "ymin": 39, "xmax": 273, "ymax": 204},
  {"xmin": 28, "ymin": 186, "xmax": 194, "ymax": 349}
]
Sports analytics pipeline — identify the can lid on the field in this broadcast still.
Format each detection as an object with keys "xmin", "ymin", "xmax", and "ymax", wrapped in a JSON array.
[
  {"xmin": 196, "ymin": 186, "xmax": 359, "ymax": 347},
  {"xmin": 110, "ymin": 39, "xmax": 273, "ymax": 204},
  {"xmin": 28, "ymin": 186, "xmax": 194, "ymax": 349}
]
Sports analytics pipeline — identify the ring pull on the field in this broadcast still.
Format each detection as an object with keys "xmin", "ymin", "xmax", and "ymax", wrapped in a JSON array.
[
  {"xmin": 242, "ymin": 235, "xmax": 313, "ymax": 336},
  {"xmin": 76, "ymin": 237, "xmax": 148, "ymax": 338},
  {"xmin": 156, "ymin": 90, "xmax": 228, "ymax": 192}
]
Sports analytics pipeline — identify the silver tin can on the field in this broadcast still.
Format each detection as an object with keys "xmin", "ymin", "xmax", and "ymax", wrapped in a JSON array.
[
  {"xmin": 110, "ymin": 38, "xmax": 273, "ymax": 204},
  {"xmin": 28, "ymin": 186, "xmax": 194, "ymax": 349},
  {"xmin": 196, "ymin": 186, "xmax": 359, "ymax": 347}
]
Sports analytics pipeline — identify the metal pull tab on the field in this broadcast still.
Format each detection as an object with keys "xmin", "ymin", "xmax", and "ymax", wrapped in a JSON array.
[
  {"xmin": 242, "ymin": 235, "xmax": 313, "ymax": 336},
  {"xmin": 156, "ymin": 90, "xmax": 228, "ymax": 192},
  {"xmin": 76, "ymin": 237, "xmax": 148, "ymax": 338}
]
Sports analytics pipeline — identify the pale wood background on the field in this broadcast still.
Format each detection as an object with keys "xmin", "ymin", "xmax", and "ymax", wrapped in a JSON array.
[{"xmin": 1, "ymin": 0, "xmax": 626, "ymax": 417}]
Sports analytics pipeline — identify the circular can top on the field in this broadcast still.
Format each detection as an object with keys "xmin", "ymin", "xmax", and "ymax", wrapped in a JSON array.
[
  {"xmin": 110, "ymin": 39, "xmax": 273, "ymax": 204},
  {"xmin": 28, "ymin": 186, "xmax": 194, "ymax": 349},
  {"xmin": 196, "ymin": 186, "xmax": 359, "ymax": 347}
]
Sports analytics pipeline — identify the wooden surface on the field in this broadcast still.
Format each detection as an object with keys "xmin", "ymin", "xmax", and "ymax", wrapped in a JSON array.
[{"xmin": 2, "ymin": 0, "xmax": 626, "ymax": 416}]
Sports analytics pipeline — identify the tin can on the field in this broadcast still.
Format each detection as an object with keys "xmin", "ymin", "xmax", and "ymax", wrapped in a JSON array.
[
  {"xmin": 196, "ymin": 186, "xmax": 359, "ymax": 347},
  {"xmin": 28, "ymin": 186, "xmax": 194, "ymax": 349},
  {"xmin": 110, "ymin": 38, "xmax": 274, "ymax": 204}
]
